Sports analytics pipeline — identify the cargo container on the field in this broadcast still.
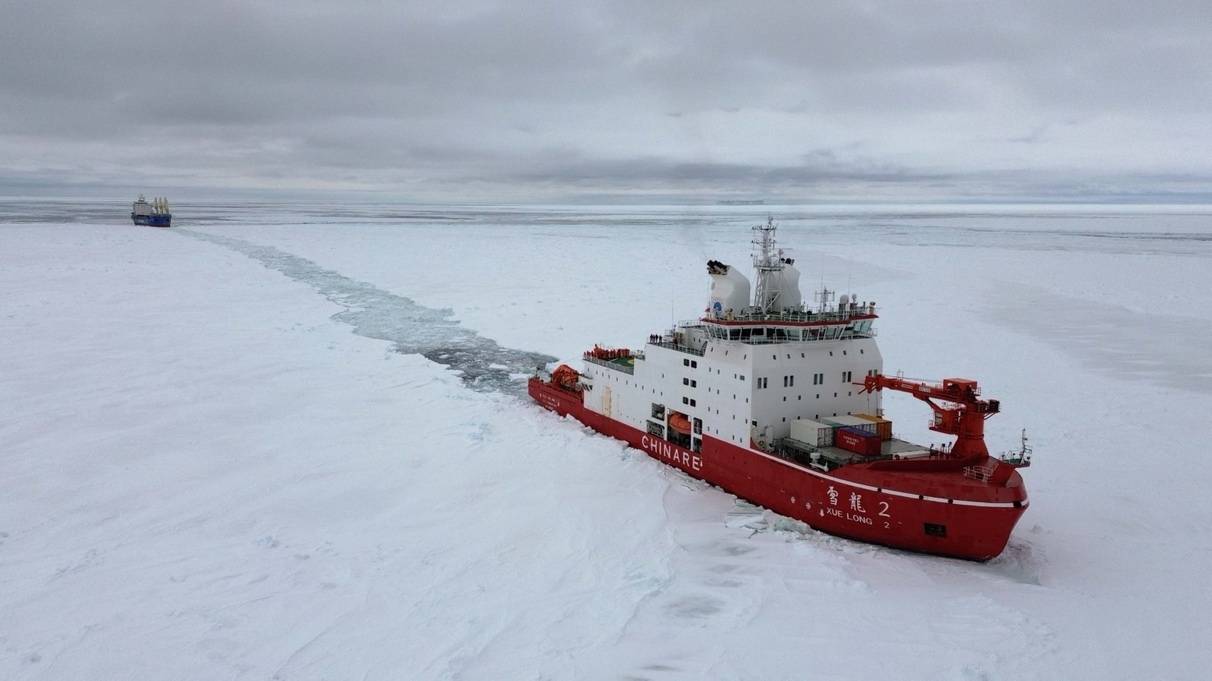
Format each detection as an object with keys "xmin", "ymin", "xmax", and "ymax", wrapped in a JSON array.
[
  {"xmin": 822, "ymin": 415, "xmax": 877, "ymax": 436},
  {"xmin": 855, "ymin": 412, "xmax": 893, "ymax": 440},
  {"xmin": 790, "ymin": 418, "xmax": 834, "ymax": 447},
  {"xmin": 835, "ymin": 427, "xmax": 882, "ymax": 457}
]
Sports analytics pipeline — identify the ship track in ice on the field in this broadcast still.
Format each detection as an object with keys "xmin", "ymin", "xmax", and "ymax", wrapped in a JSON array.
[{"xmin": 178, "ymin": 229, "xmax": 554, "ymax": 395}]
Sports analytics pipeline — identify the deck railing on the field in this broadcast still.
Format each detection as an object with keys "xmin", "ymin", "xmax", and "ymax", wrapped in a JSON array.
[
  {"xmin": 648, "ymin": 340, "xmax": 706, "ymax": 357},
  {"xmin": 583, "ymin": 355, "xmax": 635, "ymax": 374},
  {"xmin": 704, "ymin": 307, "xmax": 876, "ymax": 325}
]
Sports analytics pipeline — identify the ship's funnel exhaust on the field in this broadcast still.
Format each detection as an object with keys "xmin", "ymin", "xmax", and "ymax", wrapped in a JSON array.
[{"xmin": 707, "ymin": 260, "xmax": 750, "ymax": 318}]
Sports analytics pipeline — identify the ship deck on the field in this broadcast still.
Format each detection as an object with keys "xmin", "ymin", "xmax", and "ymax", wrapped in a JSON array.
[
  {"xmin": 780, "ymin": 436, "xmax": 933, "ymax": 469},
  {"xmin": 583, "ymin": 354, "xmax": 638, "ymax": 374}
]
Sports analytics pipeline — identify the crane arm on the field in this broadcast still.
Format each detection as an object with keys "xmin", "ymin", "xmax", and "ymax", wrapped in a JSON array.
[{"xmin": 860, "ymin": 374, "xmax": 998, "ymax": 459}]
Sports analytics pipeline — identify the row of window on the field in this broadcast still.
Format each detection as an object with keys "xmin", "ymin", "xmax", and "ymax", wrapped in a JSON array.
[
  {"xmin": 756, "ymin": 371, "xmax": 858, "ymax": 388},
  {"xmin": 771, "ymin": 348, "xmax": 865, "ymax": 360}
]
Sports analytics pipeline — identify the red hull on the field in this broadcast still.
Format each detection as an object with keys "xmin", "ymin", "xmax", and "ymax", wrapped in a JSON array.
[{"xmin": 530, "ymin": 378, "xmax": 1027, "ymax": 561}]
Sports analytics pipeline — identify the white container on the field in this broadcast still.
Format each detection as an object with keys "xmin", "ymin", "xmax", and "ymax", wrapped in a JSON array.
[
  {"xmin": 822, "ymin": 415, "xmax": 878, "ymax": 435},
  {"xmin": 791, "ymin": 418, "xmax": 835, "ymax": 447}
]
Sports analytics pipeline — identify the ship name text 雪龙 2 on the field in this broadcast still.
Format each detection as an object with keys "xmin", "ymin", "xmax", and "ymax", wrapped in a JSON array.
[{"xmin": 822, "ymin": 485, "xmax": 887, "ymax": 526}]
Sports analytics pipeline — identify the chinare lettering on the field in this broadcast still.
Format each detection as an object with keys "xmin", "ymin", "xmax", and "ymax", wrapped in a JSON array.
[
  {"xmin": 641, "ymin": 434, "xmax": 703, "ymax": 471},
  {"xmin": 528, "ymin": 218, "xmax": 1033, "ymax": 561}
]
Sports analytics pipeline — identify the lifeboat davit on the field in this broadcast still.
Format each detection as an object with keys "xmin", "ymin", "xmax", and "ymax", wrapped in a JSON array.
[{"xmin": 668, "ymin": 411, "xmax": 692, "ymax": 435}]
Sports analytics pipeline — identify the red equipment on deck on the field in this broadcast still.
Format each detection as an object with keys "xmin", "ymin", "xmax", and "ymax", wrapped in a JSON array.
[
  {"xmin": 860, "ymin": 375, "xmax": 999, "ymax": 461},
  {"xmin": 586, "ymin": 346, "xmax": 632, "ymax": 360},
  {"xmin": 551, "ymin": 364, "xmax": 581, "ymax": 391}
]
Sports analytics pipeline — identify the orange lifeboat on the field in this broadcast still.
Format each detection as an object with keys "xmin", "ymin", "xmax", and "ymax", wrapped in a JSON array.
[
  {"xmin": 551, "ymin": 364, "xmax": 581, "ymax": 390},
  {"xmin": 668, "ymin": 412, "xmax": 692, "ymax": 436}
]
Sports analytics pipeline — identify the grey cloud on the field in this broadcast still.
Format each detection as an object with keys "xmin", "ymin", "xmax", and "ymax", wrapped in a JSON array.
[{"xmin": 2, "ymin": 1, "xmax": 1211, "ymax": 200}]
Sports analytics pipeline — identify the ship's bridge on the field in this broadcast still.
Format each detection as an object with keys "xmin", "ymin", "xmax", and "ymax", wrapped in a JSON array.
[{"xmin": 695, "ymin": 303, "xmax": 877, "ymax": 344}]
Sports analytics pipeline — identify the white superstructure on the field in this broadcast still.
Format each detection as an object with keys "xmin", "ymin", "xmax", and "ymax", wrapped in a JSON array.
[
  {"xmin": 132, "ymin": 195, "xmax": 170, "ymax": 216},
  {"xmin": 579, "ymin": 218, "xmax": 883, "ymax": 454}
]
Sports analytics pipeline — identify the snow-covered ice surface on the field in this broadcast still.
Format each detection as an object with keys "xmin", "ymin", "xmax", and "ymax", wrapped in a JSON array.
[{"xmin": 3, "ymin": 200, "xmax": 1211, "ymax": 680}]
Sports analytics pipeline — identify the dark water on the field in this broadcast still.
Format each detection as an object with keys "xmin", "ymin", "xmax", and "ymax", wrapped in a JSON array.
[{"xmin": 178, "ymin": 229, "xmax": 554, "ymax": 395}]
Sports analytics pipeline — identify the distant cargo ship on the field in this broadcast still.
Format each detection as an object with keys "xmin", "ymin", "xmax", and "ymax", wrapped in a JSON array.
[
  {"xmin": 131, "ymin": 195, "xmax": 171, "ymax": 227},
  {"xmin": 530, "ymin": 218, "xmax": 1032, "ymax": 561}
]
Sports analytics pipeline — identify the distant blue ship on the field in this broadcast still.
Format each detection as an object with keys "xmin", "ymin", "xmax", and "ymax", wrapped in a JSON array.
[{"xmin": 131, "ymin": 194, "xmax": 171, "ymax": 227}]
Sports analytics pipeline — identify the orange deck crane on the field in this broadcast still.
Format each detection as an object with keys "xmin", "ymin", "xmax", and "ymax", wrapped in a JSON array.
[{"xmin": 860, "ymin": 375, "xmax": 1000, "ymax": 461}]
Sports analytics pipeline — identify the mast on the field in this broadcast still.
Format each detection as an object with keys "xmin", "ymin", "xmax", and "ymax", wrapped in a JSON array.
[{"xmin": 750, "ymin": 216, "xmax": 784, "ymax": 314}]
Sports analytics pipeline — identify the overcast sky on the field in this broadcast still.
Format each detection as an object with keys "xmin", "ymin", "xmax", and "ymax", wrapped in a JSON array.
[{"xmin": 3, "ymin": 1, "xmax": 1211, "ymax": 201}]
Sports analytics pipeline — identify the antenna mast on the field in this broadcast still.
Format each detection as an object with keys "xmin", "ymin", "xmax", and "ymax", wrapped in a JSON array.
[
  {"xmin": 751, "ymin": 216, "xmax": 784, "ymax": 314},
  {"xmin": 814, "ymin": 286, "xmax": 835, "ymax": 314}
]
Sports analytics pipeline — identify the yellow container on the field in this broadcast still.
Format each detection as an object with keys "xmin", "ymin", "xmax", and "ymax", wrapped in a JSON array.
[{"xmin": 855, "ymin": 413, "xmax": 893, "ymax": 440}]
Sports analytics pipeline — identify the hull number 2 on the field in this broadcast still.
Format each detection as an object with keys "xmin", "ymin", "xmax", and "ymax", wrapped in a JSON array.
[{"xmin": 824, "ymin": 486, "xmax": 894, "ymax": 529}]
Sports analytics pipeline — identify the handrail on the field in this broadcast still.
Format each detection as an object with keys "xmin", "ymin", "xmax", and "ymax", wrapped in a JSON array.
[
  {"xmin": 703, "ymin": 309, "xmax": 877, "ymax": 326},
  {"xmin": 649, "ymin": 340, "xmax": 705, "ymax": 357},
  {"xmin": 962, "ymin": 462, "xmax": 998, "ymax": 482},
  {"xmin": 583, "ymin": 355, "xmax": 635, "ymax": 374}
]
